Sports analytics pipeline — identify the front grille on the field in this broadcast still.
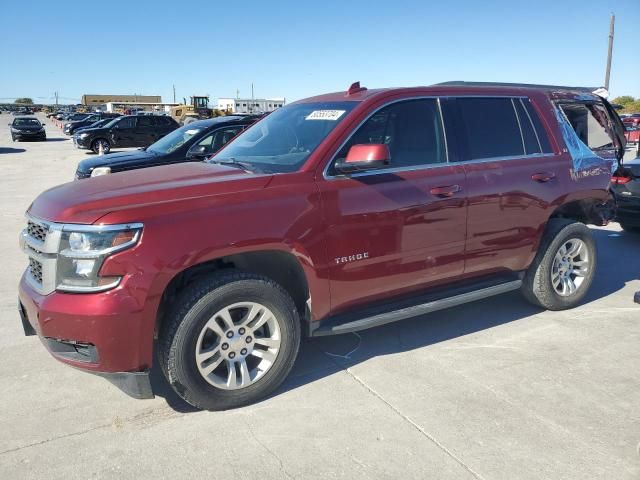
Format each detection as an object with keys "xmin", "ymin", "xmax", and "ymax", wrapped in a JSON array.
[
  {"xmin": 29, "ymin": 257, "xmax": 43, "ymax": 284},
  {"xmin": 27, "ymin": 220, "xmax": 48, "ymax": 242}
]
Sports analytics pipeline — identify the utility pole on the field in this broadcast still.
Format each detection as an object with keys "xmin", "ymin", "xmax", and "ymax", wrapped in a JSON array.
[
  {"xmin": 604, "ymin": 13, "xmax": 615, "ymax": 91},
  {"xmin": 54, "ymin": 91, "xmax": 58, "ymax": 107},
  {"xmin": 173, "ymin": 84, "xmax": 176, "ymax": 103}
]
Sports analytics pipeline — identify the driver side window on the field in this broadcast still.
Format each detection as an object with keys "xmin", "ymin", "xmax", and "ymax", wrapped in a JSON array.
[{"xmin": 331, "ymin": 99, "xmax": 446, "ymax": 174}]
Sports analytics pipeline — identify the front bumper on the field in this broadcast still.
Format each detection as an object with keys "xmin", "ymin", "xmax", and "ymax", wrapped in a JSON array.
[
  {"xmin": 73, "ymin": 136, "xmax": 91, "ymax": 149},
  {"xmin": 13, "ymin": 132, "xmax": 46, "ymax": 140},
  {"xmin": 18, "ymin": 273, "xmax": 155, "ymax": 399}
]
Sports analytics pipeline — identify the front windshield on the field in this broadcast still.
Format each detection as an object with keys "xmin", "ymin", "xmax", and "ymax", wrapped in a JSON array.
[
  {"xmin": 211, "ymin": 101, "xmax": 357, "ymax": 173},
  {"xmin": 148, "ymin": 124, "xmax": 204, "ymax": 154},
  {"xmin": 14, "ymin": 118, "xmax": 41, "ymax": 127}
]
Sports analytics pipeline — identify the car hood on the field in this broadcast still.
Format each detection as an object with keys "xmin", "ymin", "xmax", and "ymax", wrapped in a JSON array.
[
  {"xmin": 77, "ymin": 149, "xmax": 156, "ymax": 173},
  {"xmin": 28, "ymin": 162, "xmax": 272, "ymax": 224}
]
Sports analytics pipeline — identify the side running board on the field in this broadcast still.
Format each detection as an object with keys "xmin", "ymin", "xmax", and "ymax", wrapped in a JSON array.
[{"xmin": 312, "ymin": 280, "xmax": 522, "ymax": 336}]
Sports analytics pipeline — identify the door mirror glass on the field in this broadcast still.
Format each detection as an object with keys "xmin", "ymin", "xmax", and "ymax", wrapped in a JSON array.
[
  {"xmin": 335, "ymin": 144, "xmax": 390, "ymax": 173},
  {"xmin": 188, "ymin": 144, "xmax": 208, "ymax": 158}
]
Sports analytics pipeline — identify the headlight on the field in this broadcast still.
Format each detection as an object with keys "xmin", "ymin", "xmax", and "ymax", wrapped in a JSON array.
[
  {"xmin": 91, "ymin": 167, "xmax": 111, "ymax": 177},
  {"xmin": 79, "ymin": 133, "xmax": 89, "ymax": 139},
  {"xmin": 56, "ymin": 224, "xmax": 143, "ymax": 292}
]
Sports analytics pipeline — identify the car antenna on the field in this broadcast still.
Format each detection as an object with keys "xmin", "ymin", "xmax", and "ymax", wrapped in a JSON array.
[{"xmin": 346, "ymin": 81, "xmax": 367, "ymax": 96}]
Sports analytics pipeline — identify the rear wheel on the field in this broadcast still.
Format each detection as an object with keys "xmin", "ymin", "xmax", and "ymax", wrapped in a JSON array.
[
  {"xmin": 91, "ymin": 138, "xmax": 110, "ymax": 154},
  {"xmin": 522, "ymin": 220, "xmax": 596, "ymax": 310},
  {"xmin": 159, "ymin": 271, "xmax": 301, "ymax": 410}
]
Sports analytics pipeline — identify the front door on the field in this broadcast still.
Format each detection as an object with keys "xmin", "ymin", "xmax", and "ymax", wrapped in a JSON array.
[{"xmin": 317, "ymin": 98, "xmax": 467, "ymax": 314}]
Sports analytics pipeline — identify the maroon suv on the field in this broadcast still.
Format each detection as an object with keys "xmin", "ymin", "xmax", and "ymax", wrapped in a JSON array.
[{"xmin": 18, "ymin": 82, "xmax": 626, "ymax": 410}]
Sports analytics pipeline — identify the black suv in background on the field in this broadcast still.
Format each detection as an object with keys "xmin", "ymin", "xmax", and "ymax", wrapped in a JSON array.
[
  {"xmin": 64, "ymin": 112, "xmax": 120, "ymax": 135},
  {"xmin": 73, "ymin": 115, "xmax": 179, "ymax": 154},
  {"xmin": 75, "ymin": 115, "xmax": 260, "ymax": 178}
]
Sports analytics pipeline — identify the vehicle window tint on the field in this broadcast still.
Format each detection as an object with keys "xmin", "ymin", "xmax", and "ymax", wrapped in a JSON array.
[
  {"xmin": 513, "ymin": 99, "xmax": 541, "ymax": 154},
  {"xmin": 559, "ymin": 103, "xmax": 614, "ymax": 151},
  {"xmin": 457, "ymin": 98, "xmax": 523, "ymax": 160},
  {"xmin": 156, "ymin": 116, "xmax": 170, "ymax": 126},
  {"xmin": 523, "ymin": 100, "xmax": 552, "ymax": 153},
  {"xmin": 116, "ymin": 117, "xmax": 136, "ymax": 129},
  {"xmin": 333, "ymin": 99, "xmax": 446, "ymax": 171},
  {"xmin": 211, "ymin": 127, "xmax": 242, "ymax": 152},
  {"xmin": 138, "ymin": 116, "xmax": 153, "ymax": 127}
]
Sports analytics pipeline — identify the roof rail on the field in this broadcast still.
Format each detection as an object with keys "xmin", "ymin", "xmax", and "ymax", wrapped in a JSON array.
[{"xmin": 435, "ymin": 81, "xmax": 602, "ymax": 93}]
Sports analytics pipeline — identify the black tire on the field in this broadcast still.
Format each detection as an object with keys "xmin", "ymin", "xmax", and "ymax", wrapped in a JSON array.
[
  {"xmin": 619, "ymin": 222, "xmax": 640, "ymax": 234},
  {"xmin": 521, "ymin": 219, "xmax": 596, "ymax": 310},
  {"xmin": 91, "ymin": 138, "xmax": 110, "ymax": 154},
  {"xmin": 159, "ymin": 271, "xmax": 301, "ymax": 410}
]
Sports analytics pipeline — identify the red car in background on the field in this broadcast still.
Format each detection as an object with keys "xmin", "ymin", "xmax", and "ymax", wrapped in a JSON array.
[{"xmin": 622, "ymin": 113, "xmax": 640, "ymax": 127}]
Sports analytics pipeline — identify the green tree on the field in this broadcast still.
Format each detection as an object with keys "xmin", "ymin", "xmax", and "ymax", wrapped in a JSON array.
[
  {"xmin": 612, "ymin": 95, "xmax": 635, "ymax": 106},
  {"xmin": 14, "ymin": 98, "xmax": 34, "ymax": 105}
]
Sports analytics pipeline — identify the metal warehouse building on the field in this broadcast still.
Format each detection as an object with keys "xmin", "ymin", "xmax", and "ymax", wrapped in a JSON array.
[{"xmin": 81, "ymin": 94, "xmax": 162, "ymax": 105}]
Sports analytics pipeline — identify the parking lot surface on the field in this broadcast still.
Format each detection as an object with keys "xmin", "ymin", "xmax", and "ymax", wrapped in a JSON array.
[{"xmin": 1, "ymin": 114, "xmax": 639, "ymax": 479}]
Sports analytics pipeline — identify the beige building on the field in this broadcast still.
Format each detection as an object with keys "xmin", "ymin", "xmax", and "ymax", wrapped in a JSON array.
[{"xmin": 81, "ymin": 94, "xmax": 162, "ymax": 105}]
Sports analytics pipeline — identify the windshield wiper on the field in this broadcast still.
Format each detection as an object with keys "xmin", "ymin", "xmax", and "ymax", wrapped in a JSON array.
[{"xmin": 209, "ymin": 158, "xmax": 255, "ymax": 173}]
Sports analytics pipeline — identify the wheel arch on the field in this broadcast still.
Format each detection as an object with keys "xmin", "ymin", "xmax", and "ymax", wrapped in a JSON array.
[{"xmin": 155, "ymin": 249, "xmax": 312, "ymax": 339}]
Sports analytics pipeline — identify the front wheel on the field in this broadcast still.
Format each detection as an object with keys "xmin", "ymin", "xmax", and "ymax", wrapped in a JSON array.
[
  {"xmin": 522, "ymin": 220, "xmax": 596, "ymax": 310},
  {"xmin": 91, "ymin": 138, "xmax": 111, "ymax": 154},
  {"xmin": 159, "ymin": 271, "xmax": 301, "ymax": 410}
]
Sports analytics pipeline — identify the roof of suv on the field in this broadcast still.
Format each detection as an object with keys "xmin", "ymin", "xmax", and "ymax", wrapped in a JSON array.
[{"xmin": 295, "ymin": 81, "xmax": 605, "ymax": 105}]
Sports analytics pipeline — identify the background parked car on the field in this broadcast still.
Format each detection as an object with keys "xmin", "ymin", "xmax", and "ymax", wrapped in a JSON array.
[
  {"xmin": 9, "ymin": 116, "xmax": 46, "ymax": 141},
  {"xmin": 73, "ymin": 114, "xmax": 179, "ymax": 154},
  {"xmin": 75, "ymin": 115, "xmax": 261, "ymax": 178},
  {"xmin": 612, "ymin": 157, "xmax": 640, "ymax": 232},
  {"xmin": 64, "ymin": 112, "xmax": 120, "ymax": 135},
  {"xmin": 73, "ymin": 118, "xmax": 116, "ymax": 135},
  {"xmin": 622, "ymin": 113, "xmax": 640, "ymax": 127}
]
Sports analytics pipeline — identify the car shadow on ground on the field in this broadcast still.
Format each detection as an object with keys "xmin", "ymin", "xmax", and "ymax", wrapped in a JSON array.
[
  {"xmin": 150, "ymin": 227, "xmax": 639, "ymax": 412},
  {"xmin": 45, "ymin": 138, "xmax": 69, "ymax": 142},
  {"xmin": 0, "ymin": 147, "xmax": 26, "ymax": 154}
]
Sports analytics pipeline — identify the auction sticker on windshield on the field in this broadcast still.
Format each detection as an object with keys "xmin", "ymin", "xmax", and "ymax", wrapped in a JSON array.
[{"xmin": 305, "ymin": 110, "xmax": 346, "ymax": 121}]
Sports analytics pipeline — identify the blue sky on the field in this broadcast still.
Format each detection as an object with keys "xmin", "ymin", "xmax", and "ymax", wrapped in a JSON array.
[{"xmin": 1, "ymin": 0, "xmax": 637, "ymax": 104}]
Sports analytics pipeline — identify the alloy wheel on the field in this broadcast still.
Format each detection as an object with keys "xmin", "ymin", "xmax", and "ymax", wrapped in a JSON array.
[
  {"xmin": 194, "ymin": 302, "xmax": 281, "ymax": 390},
  {"xmin": 551, "ymin": 238, "xmax": 589, "ymax": 296}
]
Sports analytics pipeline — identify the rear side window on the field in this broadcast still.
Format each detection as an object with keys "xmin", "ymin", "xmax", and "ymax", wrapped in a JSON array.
[
  {"xmin": 522, "ymin": 99, "xmax": 552, "ymax": 153},
  {"xmin": 513, "ymin": 99, "xmax": 541, "ymax": 154},
  {"xmin": 138, "ymin": 116, "xmax": 153, "ymax": 127},
  {"xmin": 457, "ymin": 98, "xmax": 523, "ymax": 160},
  {"xmin": 333, "ymin": 98, "xmax": 446, "ymax": 171}
]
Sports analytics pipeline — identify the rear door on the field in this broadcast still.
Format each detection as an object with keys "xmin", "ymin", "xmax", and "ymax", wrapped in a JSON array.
[
  {"xmin": 317, "ymin": 98, "xmax": 467, "ymax": 313},
  {"xmin": 447, "ymin": 96, "xmax": 564, "ymax": 275}
]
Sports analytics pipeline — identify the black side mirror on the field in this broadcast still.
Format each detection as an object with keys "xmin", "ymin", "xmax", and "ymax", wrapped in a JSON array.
[{"xmin": 188, "ymin": 145, "xmax": 208, "ymax": 158}]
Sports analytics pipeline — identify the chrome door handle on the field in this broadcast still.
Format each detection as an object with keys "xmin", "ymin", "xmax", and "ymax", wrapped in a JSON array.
[
  {"xmin": 531, "ymin": 172, "xmax": 556, "ymax": 183},
  {"xmin": 430, "ymin": 185, "xmax": 462, "ymax": 197}
]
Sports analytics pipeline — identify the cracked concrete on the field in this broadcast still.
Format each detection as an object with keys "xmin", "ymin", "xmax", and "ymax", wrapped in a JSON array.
[{"xmin": 1, "ymin": 116, "xmax": 639, "ymax": 479}]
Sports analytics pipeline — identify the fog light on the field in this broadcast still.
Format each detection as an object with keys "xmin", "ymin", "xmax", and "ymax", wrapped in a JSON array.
[{"xmin": 74, "ymin": 259, "xmax": 95, "ymax": 277}]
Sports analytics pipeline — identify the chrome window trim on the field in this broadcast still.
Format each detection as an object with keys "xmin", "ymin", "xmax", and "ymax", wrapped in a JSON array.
[
  {"xmin": 511, "ymin": 98, "xmax": 527, "ymax": 154},
  {"xmin": 340, "ymin": 152, "xmax": 557, "ymax": 179},
  {"xmin": 437, "ymin": 98, "xmax": 449, "ymax": 164},
  {"xmin": 322, "ymin": 95, "xmax": 554, "ymax": 180},
  {"xmin": 519, "ymin": 98, "xmax": 544, "ymax": 153},
  {"xmin": 323, "ymin": 95, "xmax": 448, "ymax": 180}
]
